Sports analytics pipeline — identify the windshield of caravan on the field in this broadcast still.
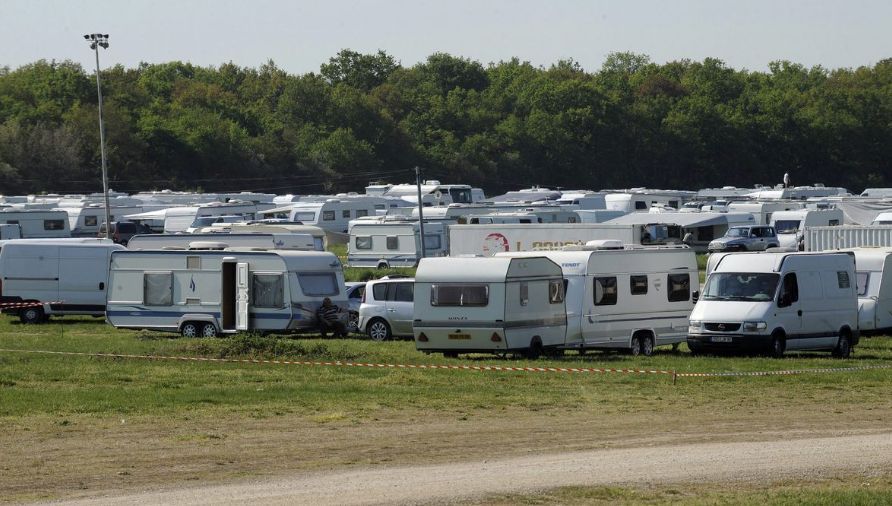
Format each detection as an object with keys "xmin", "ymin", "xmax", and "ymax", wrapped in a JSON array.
[
  {"xmin": 703, "ymin": 273, "xmax": 780, "ymax": 301},
  {"xmin": 430, "ymin": 283, "xmax": 489, "ymax": 307},
  {"xmin": 448, "ymin": 188, "xmax": 473, "ymax": 204},
  {"xmin": 294, "ymin": 212, "xmax": 317, "ymax": 222},
  {"xmin": 774, "ymin": 220, "xmax": 801, "ymax": 234}
]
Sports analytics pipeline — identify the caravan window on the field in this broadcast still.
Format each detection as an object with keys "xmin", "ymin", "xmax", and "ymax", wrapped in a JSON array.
[
  {"xmin": 386, "ymin": 236, "xmax": 399, "ymax": 250},
  {"xmin": 356, "ymin": 209, "xmax": 369, "ymax": 218},
  {"xmin": 252, "ymin": 274, "xmax": 284, "ymax": 308},
  {"xmin": 594, "ymin": 277, "xmax": 617, "ymax": 306},
  {"xmin": 635, "ymin": 201, "xmax": 647, "ymax": 210},
  {"xmin": 297, "ymin": 272, "xmax": 339, "ymax": 297},
  {"xmin": 342, "ymin": 210, "xmax": 351, "ymax": 218},
  {"xmin": 5, "ymin": 220, "xmax": 19, "ymax": 225},
  {"xmin": 423, "ymin": 234, "xmax": 441, "ymax": 250},
  {"xmin": 85, "ymin": 216, "xmax": 98, "ymax": 227},
  {"xmin": 44, "ymin": 220, "xmax": 65, "ymax": 230},
  {"xmin": 143, "ymin": 272, "xmax": 173, "ymax": 306},
  {"xmin": 294, "ymin": 212, "xmax": 316, "ymax": 222},
  {"xmin": 856, "ymin": 272, "xmax": 869, "ymax": 296},
  {"xmin": 549, "ymin": 280, "xmax": 564, "ymax": 304},
  {"xmin": 431, "ymin": 284, "xmax": 488, "ymax": 307},
  {"xmin": 322, "ymin": 211, "xmax": 335, "ymax": 221},
  {"xmin": 355, "ymin": 236, "xmax": 372, "ymax": 250},
  {"xmin": 630, "ymin": 275, "xmax": 648, "ymax": 295},
  {"xmin": 667, "ymin": 274, "xmax": 690, "ymax": 302}
]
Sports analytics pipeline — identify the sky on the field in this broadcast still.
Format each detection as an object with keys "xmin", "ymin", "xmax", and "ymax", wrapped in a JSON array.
[{"xmin": 1, "ymin": 0, "xmax": 890, "ymax": 74}]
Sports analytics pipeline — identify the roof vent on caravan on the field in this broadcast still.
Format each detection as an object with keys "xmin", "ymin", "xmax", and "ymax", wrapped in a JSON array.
[
  {"xmin": 583, "ymin": 239, "xmax": 625, "ymax": 250},
  {"xmin": 187, "ymin": 241, "xmax": 229, "ymax": 250}
]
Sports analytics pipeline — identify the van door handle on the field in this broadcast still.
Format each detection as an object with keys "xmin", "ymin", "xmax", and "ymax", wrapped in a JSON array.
[
  {"xmin": 99, "ymin": 282, "xmax": 105, "ymax": 290},
  {"xmin": 387, "ymin": 309, "xmax": 396, "ymax": 312},
  {"xmin": 797, "ymin": 310, "xmax": 802, "ymax": 316}
]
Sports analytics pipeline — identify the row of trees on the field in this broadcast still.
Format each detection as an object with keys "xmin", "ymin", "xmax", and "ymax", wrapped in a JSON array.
[{"xmin": 0, "ymin": 50, "xmax": 890, "ymax": 195}]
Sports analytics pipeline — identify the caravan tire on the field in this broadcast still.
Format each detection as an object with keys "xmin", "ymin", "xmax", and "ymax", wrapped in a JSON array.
[
  {"xmin": 201, "ymin": 323, "xmax": 218, "ymax": 338},
  {"xmin": 638, "ymin": 333, "xmax": 655, "ymax": 356},
  {"xmin": 20, "ymin": 306, "xmax": 44, "ymax": 325},
  {"xmin": 181, "ymin": 322, "xmax": 199, "ymax": 338},
  {"xmin": 629, "ymin": 336, "xmax": 642, "ymax": 356},
  {"xmin": 367, "ymin": 319, "xmax": 391, "ymax": 342}
]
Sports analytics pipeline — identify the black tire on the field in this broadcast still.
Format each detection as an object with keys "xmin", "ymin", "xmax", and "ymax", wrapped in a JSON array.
[
  {"xmin": 524, "ymin": 338, "xmax": 543, "ymax": 360},
  {"xmin": 671, "ymin": 342, "xmax": 681, "ymax": 352},
  {"xmin": 181, "ymin": 322, "xmax": 199, "ymax": 338},
  {"xmin": 629, "ymin": 336, "xmax": 642, "ymax": 356},
  {"xmin": 19, "ymin": 306, "xmax": 44, "ymax": 324},
  {"xmin": 769, "ymin": 333, "xmax": 786, "ymax": 358},
  {"xmin": 200, "ymin": 323, "xmax": 218, "ymax": 338},
  {"xmin": 640, "ymin": 334, "xmax": 655, "ymax": 357},
  {"xmin": 833, "ymin": 331, "xmax": 852, "ymax": 358},
  {"xmin": 376, "ymin": 262, "xmax": 388, "ymax": 270},
  {"xmin": 367, "ymin": 318, "xmax": 392, "ymax": 342}
]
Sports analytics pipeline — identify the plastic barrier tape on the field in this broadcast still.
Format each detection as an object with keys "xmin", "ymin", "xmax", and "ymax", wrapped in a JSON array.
[{"xmin": 0, "ymin": 348, "xmax": 890, "ymax": 382}]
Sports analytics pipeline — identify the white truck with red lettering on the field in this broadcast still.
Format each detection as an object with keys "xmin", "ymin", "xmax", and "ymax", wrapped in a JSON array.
[{"xmin": 447, "ymin": 223, "xmax": 661, "ymax": 257}]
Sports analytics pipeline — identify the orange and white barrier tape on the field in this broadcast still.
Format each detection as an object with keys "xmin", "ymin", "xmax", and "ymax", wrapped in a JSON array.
[{"xmin": 0, "ymin": 348, "xmax": 889, "ymax": 382}]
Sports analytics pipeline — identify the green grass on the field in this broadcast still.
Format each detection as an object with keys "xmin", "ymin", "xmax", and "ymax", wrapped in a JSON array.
[{"xmin": 1, "ymin": 316, "xmax": 891, "ymax": 420}]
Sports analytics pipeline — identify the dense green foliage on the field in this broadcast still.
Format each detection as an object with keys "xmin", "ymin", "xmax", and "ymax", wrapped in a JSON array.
[{"xmin": 1, "ymin": 51, "xmax": 890, "ymax": 195}]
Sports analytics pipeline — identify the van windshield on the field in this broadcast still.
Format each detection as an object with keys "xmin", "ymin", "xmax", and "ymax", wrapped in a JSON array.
[
  {"xmin": 703, "ymin": 273, "xmax": 780, "ymax": 301},
  {"xmin": 774, "ymin": 220, "xmax": 801, "ymax": 234}
]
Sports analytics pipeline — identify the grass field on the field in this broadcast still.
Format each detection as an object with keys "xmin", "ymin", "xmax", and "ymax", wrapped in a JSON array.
[{"xmin": 2, "ymin": 314, "xmax": 892, "ymax": 503}]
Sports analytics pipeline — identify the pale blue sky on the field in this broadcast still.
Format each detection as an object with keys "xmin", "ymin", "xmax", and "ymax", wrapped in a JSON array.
[{"xmin": 1, "ymin": 0, "xmax": 889, "ymax": 74}]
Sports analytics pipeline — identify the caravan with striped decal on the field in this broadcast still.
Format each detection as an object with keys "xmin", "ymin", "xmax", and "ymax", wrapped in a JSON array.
[
  {"xmin": 106, "ymin": 249, "xmax": 347, "ymax": 336},
  {"xmin": 499, "ymin": 243, "xmax": 698, "ymax": 355}
]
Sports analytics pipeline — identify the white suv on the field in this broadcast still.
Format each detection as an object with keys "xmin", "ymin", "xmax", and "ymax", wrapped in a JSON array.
[{"xmin": 358, "ymin": 277, "xmax": 415, "ymax": 341}]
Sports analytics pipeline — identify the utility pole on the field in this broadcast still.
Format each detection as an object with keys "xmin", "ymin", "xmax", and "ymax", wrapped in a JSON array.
[
  {"xmin": 84, "ymin": 33, "xmax": 112, "ymax": 238},
  {"xmin": 415, "ymin": 166, "xmax": 427, "ymax": 259}
]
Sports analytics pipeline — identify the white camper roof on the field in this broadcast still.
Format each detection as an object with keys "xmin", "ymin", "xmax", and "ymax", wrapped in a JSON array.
[
  {"xmin": 605, "ymin": 211, "xmax": 753, "ymax": 227},
  {"xmin": 415, "ymin": 256, "xmax": 561, "ymax": 283}
]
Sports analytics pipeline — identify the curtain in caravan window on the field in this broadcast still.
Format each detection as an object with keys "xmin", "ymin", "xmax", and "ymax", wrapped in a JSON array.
[
  {"xmin": 253, "ymin": 274, "xmax": 284, "ymax": 308},
  {"xmin": 298, "ymin": 272, "xmax": 339, "ymax": 296},
  {"xmin": 144, "ymin": 272, "xmax": 173, "ymax": 306}
]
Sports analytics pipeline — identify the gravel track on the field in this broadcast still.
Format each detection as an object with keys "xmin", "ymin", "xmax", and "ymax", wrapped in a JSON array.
[{"xmin": 54, "ymin": 431, "xmax": 892, "ymax": 505}]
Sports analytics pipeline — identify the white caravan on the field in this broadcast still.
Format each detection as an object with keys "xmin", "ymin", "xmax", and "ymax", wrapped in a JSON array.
[
  {"xmin": 727, "ymin": 201, "xmax": 805, "ymax": 226},
  {"xmin": 689, "ymin": 252, "xmax": 858, "ymax": 357},
  {"xmin": 603, "ymin": 189, "xmax": 696, "ymax": 212},
  {"xmin": 847, "ymin": 248, "xmax": 892, "ymax": 334},
  {"xmin": 500, "ymin": 244, "xmax": 698, "ymax": 354},
  {"xmin": 259, "ymin": 198, "xmax": 386, "ymax": 233},
  {"xmin": 106, "ymin": 249, "xmax": 347, "ymax": 336},
  {"xmin": 0, "ymin": 209, "xmax": 71, "ymax": 238},
  {"xmin": 347, "ymin": 220, "xmax": 448, "ymax": 268},
  {"xmin": 0, "ymin": 239, "xmax": 125, "ymax": 322},
  {"xmin": 58, "ymin": 205, "xmax": 143, "ymax": 237},
  {"xmin": 771, "ymin": 209, "xmax": 844, "ymax": 249},
  {"xmin": 413, "ymin": 256, "xmax": 567, "ymax": 358},
  {"xmin": 448, "ymin": 223, "xmax": 671, "ymax": 256},
  {"xmin": 203, "ymin": 222, "xmax": 328, "ymax": 251},
  {"xmin": 366, "ymin": 180, "xmax": 478, "ymax": 205},
  {"xmin": 872, "ymin": 212, "xmax": 892, "ymax": 225},
  {"xmin": 127, "ymin": 233, "xmax": 316, "ymax": 251}
]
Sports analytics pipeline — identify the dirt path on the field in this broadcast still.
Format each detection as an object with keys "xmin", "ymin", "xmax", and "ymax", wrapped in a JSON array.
[{"xmin": 53, "ymin": 432, "xmax": 892, "ymax": 505}]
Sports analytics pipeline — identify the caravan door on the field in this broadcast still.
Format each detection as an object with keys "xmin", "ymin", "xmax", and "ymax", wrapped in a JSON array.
[{"xmin": 236, "ymin": 262, "xmax": 250, "ymax": 331}]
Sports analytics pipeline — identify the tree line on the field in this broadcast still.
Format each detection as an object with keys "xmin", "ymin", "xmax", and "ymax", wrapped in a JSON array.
[{"xmin": 0, "ymin": 50, "xmax": 890, "ymax": 196}]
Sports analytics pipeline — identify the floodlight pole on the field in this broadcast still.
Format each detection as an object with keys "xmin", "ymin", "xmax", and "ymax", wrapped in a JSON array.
[
  {"xmin": 86, "ymin": 33, "xmax": 112, "ymax": 238},
  {"xmin": 415, "ymin": 166, "xmax": 427, "ymax": 259}
]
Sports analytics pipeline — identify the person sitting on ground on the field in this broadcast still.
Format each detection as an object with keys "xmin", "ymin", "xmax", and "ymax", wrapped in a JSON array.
[{"xmin": 317, "ymin": 297, "xmax": 347, "ymax": 338}]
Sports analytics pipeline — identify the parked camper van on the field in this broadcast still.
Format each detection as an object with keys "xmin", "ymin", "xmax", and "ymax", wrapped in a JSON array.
[
  {"xmin": 0, "ymin": 209, "xmax": 71, "ymax": 238},
  {"xmin": 848, "ymin": 248, "xmax": 892, "ymax": 334},
  {"xmin": 106, "ymin": 249, "xmax": 347, "ymax": 336},
  {"xmin": 500, "ymin": 242, "xmax": 698, "ymax": 354},
  {"xmin": 259, "ymin": 198, "xmax": 385, "ymax": 233},
  {"xmin": 770, "ymin": 209, "xmax": 843, "ymax": 249},
  {"xmin": 347, "ymin": 220, "xmax": 448, "ymax": 268},
  {"xmin": 0, "ymin": 239, "xmax": 125, "ymax": 322},
  {"xmin": 413, "ymin": 256, "xmax": 567, "ymax": 358},
  {"xmin": 688, "ymin": 252, "xmax": 858, "ymax": 357}
]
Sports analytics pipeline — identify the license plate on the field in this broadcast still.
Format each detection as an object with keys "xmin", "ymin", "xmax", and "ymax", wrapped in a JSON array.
[
  {"xmin": 711, "ymin": 336, "xmax": 733, "ymax": 343},
  {"xmin": 448, "ymin": 333, "xmax": 471, "ymax": 340}
]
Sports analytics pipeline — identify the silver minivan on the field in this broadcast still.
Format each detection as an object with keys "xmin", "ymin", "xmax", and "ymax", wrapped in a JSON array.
[{"xmin": 358, "ymin": 277, "xmax": 415, "ymax": 341}]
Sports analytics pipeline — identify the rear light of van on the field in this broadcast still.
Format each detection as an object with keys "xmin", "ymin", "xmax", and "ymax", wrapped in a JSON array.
[{"xmin": 491, "ymin": 333, "xmax": 502, "ymax": 342}]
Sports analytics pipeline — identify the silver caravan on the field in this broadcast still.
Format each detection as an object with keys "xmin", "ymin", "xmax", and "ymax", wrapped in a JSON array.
[
  {"xmin": 127, "ymin": 233, "xmax": 317, "ymax": 251},
  {"xmin": 347, "ymin": 220, "xmax": 448, "ymax": 268},
  {"xmin": 0, "ymin": 209, "xmax": 71, "ymax": 238},
  {"xmin": 0, "ymin": 239, "xmax": 124, "ymax": 322},
  {"xmin": 413, "ymin": 256, "xmax": 567, "ymax": 358},
  {"xmin": 500, "ymin": 243, "xmax": 698, "ymax": 354},
  {"xmin": 106, "ymin": 250, "xmax": 347, "ymax": 336}
]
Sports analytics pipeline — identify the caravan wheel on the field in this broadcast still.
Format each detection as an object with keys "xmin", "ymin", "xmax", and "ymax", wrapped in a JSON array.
[
  {"xmin": 629, "ymin": 336, "xmax": 642, "ymax": 356},
  {"xmin": 20, "ymin": 306, "xmax": 44, "ymax": 324},
  {"xmin": 201, "ymin": 323, "xmax": 218, "ymax": 338},
  {"xmin": 181, "ymin": 322, "xmax": 199, "ymax": 338},
  {"xmin": 639, "ymin": 334, "xmax": 655, "ymax": 357}
]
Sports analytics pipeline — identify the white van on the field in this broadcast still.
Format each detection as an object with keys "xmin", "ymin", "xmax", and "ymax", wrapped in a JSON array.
[
  {"xmin": 500, "ymin": 243, "xmax": 698, "ymax": 355},
  {"xmin": 413, "ymin": 256, "xmax": 567, "ymax": 358},
  {"xmin": 688, "ymin": 251, "xmax": 858, "ymax": 357},
  {"xmin": 106, "ymin": 249, "xmax": 347, "ymax": 336},
  {"xmin": 771, "ymin": 209, "xmax": 843, "ymax": 249},
  {"xmin": 0, "ymin": 239, "xmax": 125, "ymax": 322}
]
